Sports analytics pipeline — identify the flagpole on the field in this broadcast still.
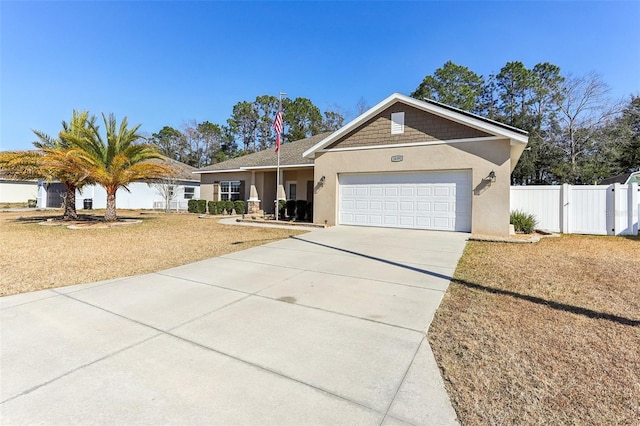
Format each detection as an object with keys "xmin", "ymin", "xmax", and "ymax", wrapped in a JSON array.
[{"xmin": 275, "ymin": 91, "xmax": 286, "ymax": 221}]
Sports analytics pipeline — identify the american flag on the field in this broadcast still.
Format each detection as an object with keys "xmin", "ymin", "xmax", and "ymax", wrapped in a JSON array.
[{"xmin": 273, "ymin": 110, "xmax": 283, "ymax": 153}]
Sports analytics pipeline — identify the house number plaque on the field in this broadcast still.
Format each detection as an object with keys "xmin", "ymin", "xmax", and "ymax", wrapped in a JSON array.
[{"xmin": 391, "ymin": 155, "xmax": 403, "ymax": 162}]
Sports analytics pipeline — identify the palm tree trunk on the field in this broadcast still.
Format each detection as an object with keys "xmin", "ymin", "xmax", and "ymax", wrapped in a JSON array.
[
  {"xmin": 105, "ymin": 191, "xmax": 117, "ymax": 222},
  {"xmin": 62, "ymin": 183, "xmax": 78, "ymax": 220}
]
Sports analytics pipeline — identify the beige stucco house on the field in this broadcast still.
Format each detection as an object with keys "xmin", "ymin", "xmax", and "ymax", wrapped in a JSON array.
[{"xmin": 196, "ymin": 93, "xmax": 529, "ymax": 236}]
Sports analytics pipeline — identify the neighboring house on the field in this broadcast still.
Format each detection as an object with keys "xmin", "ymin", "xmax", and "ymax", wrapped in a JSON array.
[
  {"xmin": 38, "ymin": 157, "xmax": 200, "ymax": 210},
  {"xmin": 196, "ymin": 93, "xmax": 529, "ymax": 236},
  {"xmin": 0, "ymin": 175, "xmax": 38, "ymax": 204},
  {"xmin": 600, "ymin": 171, "xmax": 640, "ymax": 185}
]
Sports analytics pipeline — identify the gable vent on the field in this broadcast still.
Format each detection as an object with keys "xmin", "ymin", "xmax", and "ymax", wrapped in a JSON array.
[{"xmin": 391, "ymin": 112, "xmax": 404, "ymax": 134}]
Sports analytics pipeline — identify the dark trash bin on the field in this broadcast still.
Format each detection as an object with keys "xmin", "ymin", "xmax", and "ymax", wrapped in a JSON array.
[{"xmin": 83, "ymin": 198, "xmax": 93, "ymax": 210}]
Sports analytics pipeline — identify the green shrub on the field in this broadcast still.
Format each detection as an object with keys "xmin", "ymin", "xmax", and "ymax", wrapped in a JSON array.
[
  {"xmin": 208, "ymin": 200, "xmax": 223, "ymax": 215},
  {"xmin": 510, "ymin": 210, "xmax": 537, "ymax": 234},
  {"xmin": 207, "ymin": 201, "xmax": 217, "ymax": 215},
  {"xmin": 305, "ymin": 202, "xmax": 313, "ymax": 222},
  {"xmin": 224, "ymin": 200, "xmax": 234, "ymax": 215},
  {"xmin": 295, "ymin": 200, "xmax": 307, "ymax": 221},
  {"xmin": 234, "ymin": 200, "xmax": 246, "ymax": 215},
  {"xmin": 285, "ymin": 199, "xmax": 296, "ymax": 218},
  {"xmin": 196, "ymin": 199, "xmax": 207, "ymax": 214},
  {"xmin": 187, "ymin": 199, "xmax": 198, "ymax": 213},
  {"xmin": 277, "ymin": 200, "xmax": 286, "ymax": 219}
]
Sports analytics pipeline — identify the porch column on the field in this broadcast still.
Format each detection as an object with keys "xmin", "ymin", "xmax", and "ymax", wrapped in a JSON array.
[
  {"xmin": 247, "ymin": 171, "xmax": 261, "ymax": 214},
  {"xmin": 277, "ymin": 169, "xmax": 286, "ymax": 200}
]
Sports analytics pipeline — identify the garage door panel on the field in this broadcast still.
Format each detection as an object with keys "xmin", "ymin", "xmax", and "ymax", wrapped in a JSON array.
[
  {"xmin": 400, "ymin": 187, "xmax": 414, "ymax": 196},
  {"xmin": 384, "ymin": 201, "xmax": 398, "ymax": 211},
  {"xmin": 355, "ymin": 200, "xmax": 367, "ymax": 209},
  {"xmin": 370, "ymin": 200, "xmax": 383, "ymax": 210},
  {"xmin": 433, "ymin": 202, "xmax": 450, "ymax": 212},
  {"xmin": 416, "ymin": 187, "xmax": 432, "ymax": 197},
  {"xmin": 399, "ymin": 216, "xmax": 415, "ymax": 226},
  {"xmin": 399, "ymin": 201, "xmax": 414, "ymax": 211},
  {"xmin": 369, "ymin": 187, "xmax": 383, "ymax": 196},
  {"xmin": 368, "ymin": 214, "xmax": 382, "ymax": 224},
  {"xmin": 384, "ymin": 187, "xmax": 398, "ymax": 197},
  {"xmin": 339, "ymin": 171, "xmax": 471, "ymax": 232}
]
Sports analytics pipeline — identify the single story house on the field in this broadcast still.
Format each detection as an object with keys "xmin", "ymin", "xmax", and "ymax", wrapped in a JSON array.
[
  {"xmin": 196, "ymin": 93, "xmax": 529, "ymax": 236},
  {"xmin": 39, "ymin": 157, "xmax": 200, "ymax": 210},
  {"xmin": 0, "ymin": 175, "xmax": 38, "ymax": 204},
  {"xmin": 599, "ymin": 171, "xmax": 640, "ymax": 185}
]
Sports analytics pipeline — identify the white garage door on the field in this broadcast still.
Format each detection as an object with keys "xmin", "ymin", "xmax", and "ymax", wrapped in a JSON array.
[{"xmin": 339, "ymin": 171, "xmax": 471, "ymax": 232}]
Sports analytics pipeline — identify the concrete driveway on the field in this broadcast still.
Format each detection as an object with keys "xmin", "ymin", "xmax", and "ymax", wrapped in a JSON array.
[{"xmin": 1, "ymin": 225, "xmax": 467, "ymax": 425}]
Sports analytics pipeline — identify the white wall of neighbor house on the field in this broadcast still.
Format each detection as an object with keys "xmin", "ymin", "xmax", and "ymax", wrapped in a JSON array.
[
  {"xmin": 76, "ymin": 182, "xmax": 200, "ymax": 210},
  {"xmin": 0, "ymin": 181, "xmax": 38, "ymax": 203},
  {"xmin": 42, "ymin": 182, "xmax": 202, "ymax": 210},
  {"xmin": 511, "ymin": 183, "xmax": 639, "ymax": 236}
]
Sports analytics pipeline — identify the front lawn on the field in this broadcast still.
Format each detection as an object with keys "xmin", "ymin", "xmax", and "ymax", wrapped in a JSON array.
[
  {"xmin": 429, "ymin": 234, "xmax": 639, "ymax": 425},
  {"xmin": 0, "ymin": 210, "xmax": 304, "ymax": 296}
]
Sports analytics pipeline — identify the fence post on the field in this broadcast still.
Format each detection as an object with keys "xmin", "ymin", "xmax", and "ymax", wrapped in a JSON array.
[
  {"xmin": 613, "ymin": 183, "xmax": 626, "ymax": 235},
  {"xmin": 561, "ymin": 183, "xmax": 570, "ymax": 233},
  {"xmin": 630, "ymin": 183, "xmax": 639, "ymax": 236}
]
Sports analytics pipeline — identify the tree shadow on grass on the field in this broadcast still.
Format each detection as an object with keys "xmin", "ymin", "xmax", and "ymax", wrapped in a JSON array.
[{"xmin": 451, "ymin": 278, "xmax": 639, "ymax": 327}]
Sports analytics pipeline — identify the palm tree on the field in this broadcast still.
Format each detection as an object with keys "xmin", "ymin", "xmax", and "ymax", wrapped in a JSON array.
[
  {"xmin": 0, "ymin": 111, "xmax": 95, "ymax": 220},
  {"xmin": 63, "ymin": 113, "xmax": 175, "ymax": 221}
]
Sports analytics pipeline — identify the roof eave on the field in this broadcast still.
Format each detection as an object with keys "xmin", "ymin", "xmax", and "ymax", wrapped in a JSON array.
[{"xmin": 303, "ymin": 93, "xmax": 529, "ymax": 158}]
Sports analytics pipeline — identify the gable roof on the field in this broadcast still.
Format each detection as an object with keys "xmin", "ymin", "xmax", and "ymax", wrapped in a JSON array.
[
  {"xmin": 600, "ymin": 171, "xmax": 640, "ymax": 185},
  {"xmin": 303, "ymin": 93, "xmax": 529, "ymax": 159},
  {"xmin": 147, "ymin": 156, "xmax": 199, "ymax": 181},
  {"xmin": 195, "ymin": 132, "xmax": 332, "ymax": 174}
]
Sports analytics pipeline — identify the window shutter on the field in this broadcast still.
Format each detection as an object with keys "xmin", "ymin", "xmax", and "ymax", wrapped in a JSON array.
[{"xmin": 239, "ymin": 180, "xmax": 246, "ymax": 200}]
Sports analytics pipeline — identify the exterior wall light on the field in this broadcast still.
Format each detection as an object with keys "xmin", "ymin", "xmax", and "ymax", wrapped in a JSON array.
[{"xmin": 484, "ymin": 170, "xmax": 496, "ymax": 183}]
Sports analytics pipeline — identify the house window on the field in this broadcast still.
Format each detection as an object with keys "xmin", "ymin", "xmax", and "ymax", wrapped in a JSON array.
[
  {"xmin": 184, "ymin": 187, "xmax": 195, "ymax": 199},
  {"xmin": 391, "ymin": 112, "xmax": 404, "ymax": 134},
  {"xmin": 220, "ymin": 181, "xmax": 241, "ymax": 201},
  {"xmin": 286, "ymin": 182, "xmax": 297, "ymax": 200}
]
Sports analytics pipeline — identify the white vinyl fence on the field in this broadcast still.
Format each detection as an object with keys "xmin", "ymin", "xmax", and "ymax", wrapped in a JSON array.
[{"xmin": 510, "ymin": 183, "xmax": 639, "ymax": 236}]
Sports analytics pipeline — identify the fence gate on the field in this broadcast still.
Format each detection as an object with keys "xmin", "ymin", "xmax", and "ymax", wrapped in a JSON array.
[{"xmin": 510, "ymin": 183, "xmax": 638, "ymax": 236}]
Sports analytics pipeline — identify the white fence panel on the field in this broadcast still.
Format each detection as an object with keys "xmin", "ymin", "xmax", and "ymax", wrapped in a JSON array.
[
  {"xmin": 568, "ymin": 185, "xmax": 611, "ymax": 235},
  {"xmin": 510, "ymin": 186, "xmax": 562, "ymax": 232},
  {"xmin": 511, "ymin": 183, "xmax": 638, "ymax": 236}
]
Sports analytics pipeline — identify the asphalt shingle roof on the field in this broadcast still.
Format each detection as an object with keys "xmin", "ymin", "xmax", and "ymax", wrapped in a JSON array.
[
  {"xmin": 148, "ymin": 156, "xmax": 199, "ymax": 181},
  {"xmin": 197, "ymin": 132, "xmax": 332, "ymax": 172}
]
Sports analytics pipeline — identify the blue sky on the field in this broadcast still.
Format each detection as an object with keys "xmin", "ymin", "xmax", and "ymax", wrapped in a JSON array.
[{"xmin": 2, "ymin": 1, "xmax": 639, "ymax": 151}]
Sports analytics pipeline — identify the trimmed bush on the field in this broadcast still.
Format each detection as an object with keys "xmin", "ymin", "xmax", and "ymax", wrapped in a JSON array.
[
  {"xmin": 305, "ymin": 202, "xmax": 313, "ymax": 222},
  {"xmin": 285, "ymin": 199, "xmax": 296, "ymax": 218},
  {"xmin": 224, "ymin": 200, "xmax": 234, "ymax": 215},
  {"xmin": 187, "ymin": 199, "xmax": 198, "ymax": 213},
  {"xmin": 196, "ymin": 199, "xmax": 207, "ymax": 214},
  {"xmin": 234, "ymin": 200, "xmax": 246, "ymax": 215},
  {"xmin": 212, "ymin": 201, "xmax": 224, "ymax": 215},
  {"xmin": 510, "ymin": 210, "xmax": 537, "ymax": 234},
  {"xmin": 278, "ymin": 199, "xmax": 286, "ymax": 219},
  {"xmin": 207, "ymin": 201, "xmax": 218, "ymax": 215},
  {"xmin": 295, "ymin": 200, "xmax": 307, "ymax": 221}
]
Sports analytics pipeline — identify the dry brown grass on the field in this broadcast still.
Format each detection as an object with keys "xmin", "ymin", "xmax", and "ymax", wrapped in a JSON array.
[
  {"xmin": 0, "ymin": 210, "xmax": 305, "ymax": 296},
  {"xmin": 429, "ymin": 234, "xmax": 640, "ymax": 425}
]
